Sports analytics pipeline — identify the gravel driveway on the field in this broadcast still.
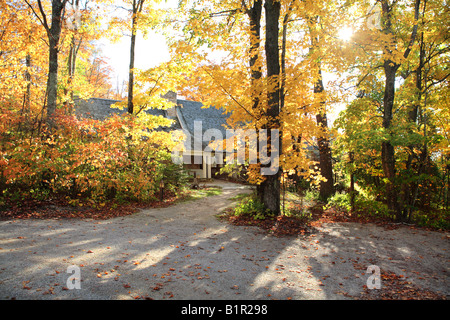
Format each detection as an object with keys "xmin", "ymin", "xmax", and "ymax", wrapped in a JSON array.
[{"xmin": 0, "ymin": 180, "xmax": 448, "ymax": 300}]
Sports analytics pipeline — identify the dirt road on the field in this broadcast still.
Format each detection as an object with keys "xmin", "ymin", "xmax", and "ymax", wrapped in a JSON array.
[{"xmin": 0, "ymin": 180, "xmax": 448, "ymax": 300}]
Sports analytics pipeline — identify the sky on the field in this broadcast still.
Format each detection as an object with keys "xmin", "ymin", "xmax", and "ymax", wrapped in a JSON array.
[
  {"xmin": 95, "ymin": 0, "xmax": 177, "ymax": 92},
  {"xmin": 97, "ymin": 30, "xmax": 170, "ymax": 90}
]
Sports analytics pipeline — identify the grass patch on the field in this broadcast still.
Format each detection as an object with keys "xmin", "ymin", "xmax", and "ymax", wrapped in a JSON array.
[
  {"xmin": 179, "ymin": 186, "xmax": 223, "ymax": 202},
  {"xmin": 228, "ymin": 193, "xmax": 249, "ymax": 201}
]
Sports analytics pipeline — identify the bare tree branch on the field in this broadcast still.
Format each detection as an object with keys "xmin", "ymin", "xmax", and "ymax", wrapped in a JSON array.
[{"xmin": 24, "ymin": 0, "xmax": 49, "ymax": 32}]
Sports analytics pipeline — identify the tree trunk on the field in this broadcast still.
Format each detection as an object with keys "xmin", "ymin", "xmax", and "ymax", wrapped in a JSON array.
[
  {"xmin": 63, "ymin": 0, "xmax": 81, "ymax": 114},
  {"xmin": 46, "ymin": 0, "xmax": 66, "ymax": 129},
  {"xmin": 25, "ymin": 0, "xmax": 67, "ymax": 128},
  {"xmin": 248, "ymin": 0, "xmax": 262, "ymax": 113},
  {"xmin": 381, "ymin": 61, "xmax": 399, "ymax": 217},
  {"xmin": 127, "ymin": 9, "xmax": 137, "ymax": 115},
  {"xmin": 380, "ymin": 0, "xmax": 420, "ymax": 220},
  {"xmin": 24, "ymin": 54, "xmax": 32, "ymax": 116},
  {"xmin": 49, "ymin": 0, "xmax": 68, "ymax": 126},
  {"xmin": 307, "ymin": 15, "xmax": 334, "ymax": 200},
  {"xmin": 127, "ymin": 0, "xmax": 145, "ymax": 115},
  {"xmin": 280, "ymin": 3, "xmax": 293, "ymax": 113},
  {"xmin": 261, "ymin": 0, "xmax": 281, "ymax": 215},
  {"xmin": 65, "ymin": 34, "xmax": 81, "ymax": 114},
  {"xmin": 247, "ymin": 0, "xmax": 264, "ymax": 199},
  {"xmin": 314, "ymin": 68, "xmax": 334, "ymax": 200},
  {"xmin": 47, "ymin": 36, "xmax": 59, "ymax": 127}
]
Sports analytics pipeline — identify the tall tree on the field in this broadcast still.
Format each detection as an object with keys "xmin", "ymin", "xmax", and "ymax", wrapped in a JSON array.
[
  {"xmin": 379, "ymin": 0, "xmax": 421, "ymax": 218},
  {"xmin": 260, "ymin": 0, "xmax": 282, "ymax": 214},
  {"xmin": 171, "ymin": 0, "xmax": 345, "ymax": 215},
  {"xmin": 333, "ymin": 0, "xmax": 449, "ymax": 221},
  {"xmin": 107, "ymin": 0, "xmax": 162, "ymax": 114},
  {"xmin": 307, "ymin": 13, "xmax": 334, "ymax": 200},
  {"xmin": 127, "ymin": 0, "xmax": 146, "ymax": 114},
  {"xmin": 397, "ymin": 0, "xmax": 450, "ymax": 219},
  {"xmin": 25, "ymin": 0, "xmax": 69, "ymax": 129}
]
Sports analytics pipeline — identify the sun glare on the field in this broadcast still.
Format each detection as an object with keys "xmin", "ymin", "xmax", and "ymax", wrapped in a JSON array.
[{"xmin": 338, "ymin": 26, "xmax": 354, "ymax": 42}]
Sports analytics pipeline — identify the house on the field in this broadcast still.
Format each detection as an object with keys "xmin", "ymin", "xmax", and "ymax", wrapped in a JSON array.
[
  {"xmin": 75, "ymin": 92, "xmax": 321, "ymax": 180},
  {"xmin": 75, "ymin": 92, "xmax": 230, "ymax": 179}
]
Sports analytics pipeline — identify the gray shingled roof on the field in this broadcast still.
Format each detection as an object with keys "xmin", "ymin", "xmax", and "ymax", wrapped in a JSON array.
[
  {"xmin": 74, "ymin": 97, "xmax": 232, "ymax": 150},
  {"xmin": 75, "ymin": 98, "xmax": 181, "ymax": 131},
  {"xmin": 75, "ymin": 98, "xmax": 124, "ymax": 120},
  {"xmin": 176, "ymin": 99, "xmax": 231, "ymax": 149}
]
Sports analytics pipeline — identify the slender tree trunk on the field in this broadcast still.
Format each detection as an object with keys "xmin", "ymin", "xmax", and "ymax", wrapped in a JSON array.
[
  {"xmin": 65, "ymin": 34, "xmax": 81, "ymax": 114},
  {"xmin": 63, "ymin": 0, "xmax": 81, "ymax": 114},
  {"xmin": 47, "ymin": 36, "xmax": 59, "ymax": 127},
  {"xmin": 307, "ymin": 15, "xmax": 334, "ymax": 200},
  {"xmin": 248, "ymin": 0, "xmax": 262, "ymax": 113},
  {"xmin": 381, "ymin": 61, "xmax": 400, "ymax": 217},
  {"xmin": 45, "ymin": 0, "xmax": 66, "ymax": 129},
  {"xmin": 246, "ymin": 0, "xmax": 264, "ymax": 200},
  {"xmin": 280, "ymin": 2, "xmax": 293, "ymax": 113},
  {"xmin": 24, "ymin": 54, "xmax": 32, "ymax": 115},
  {"xmin": 261, "ymin": 0, "xmax": 281, "ymax": 215},
  {"xmin": 314, "ymin": 68, "xmax": 334, "ymax": 200},
  {"xmin": 19, "ymin": 54, "xmax": 32, "ymax": 133},
  {"xmin": 127, "ymin": 9, "xmax": 137, "ymax": 115},
  {"xmin": 127, "ymin": 0, "xmax": 145, "ymax": 115}
]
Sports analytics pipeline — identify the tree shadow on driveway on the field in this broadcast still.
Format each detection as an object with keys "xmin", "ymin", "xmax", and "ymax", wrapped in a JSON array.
[{"xmin": 0, "ymin": 181, "xmax": 448, "ymax": 300}]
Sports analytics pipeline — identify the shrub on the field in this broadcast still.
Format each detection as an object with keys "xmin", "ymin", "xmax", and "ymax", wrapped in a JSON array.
[
  {"xmin": 233, "ymin": 195, "xmax": 274, "ymax": 220},
  {"xmin": 0, "ymin": 110, "xmax": 187, "ymax": 205},
  {"xmin": 304, "ymin": 188, "xmax": 320, "ymax": 202},
  {"xmin": 326, "ymin": 192, "xmax": 352, "ymax": 212},
  {"xmin": 326, "ymin": 191, "xmax": 390, "ymax": 219},
  {"xmin": 355, "ymin": 197, "xmax": 390, "ymax": 218},
  {"xmin": 413, "ymin": 210, "xmax": 450, "ymax": 230}
]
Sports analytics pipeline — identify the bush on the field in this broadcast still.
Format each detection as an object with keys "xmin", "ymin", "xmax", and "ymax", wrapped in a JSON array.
[
  {"xmin": 326, "ymin": 192, "xmax": 352, "ymax": 212},
  {"xmin": 355, "ymin": 197, "xmax": 390, "ymax": 218},
  {"xmin": 413, "ymin": 210, "xmax": 450, "ymax": 230},
  {"xmin": 281, "ymin": 203, "xmax": 312, "ymax": 222},
  {"xmin": 304, "ymin": 188, "xmax": 320, "ymax": 202},
  {"xmin": 233, "ymin": 195, "xmax": 274, "ymax": 220},
  {"xmin": 0, "ymin": 111, "xmax": 187, "ymax": 205},
  {"xmin": 326, "ymin": 192, "xmax": 390, "ymax": 219}
]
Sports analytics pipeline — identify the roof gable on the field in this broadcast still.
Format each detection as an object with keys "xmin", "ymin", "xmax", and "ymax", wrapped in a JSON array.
[
  {"xmin": 176, "ymin": 99, "xmax": 231, "ymax": 150},
  {"xmin": 176, "ymin": 99, "xmax": 230, "ymax": 135}
]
